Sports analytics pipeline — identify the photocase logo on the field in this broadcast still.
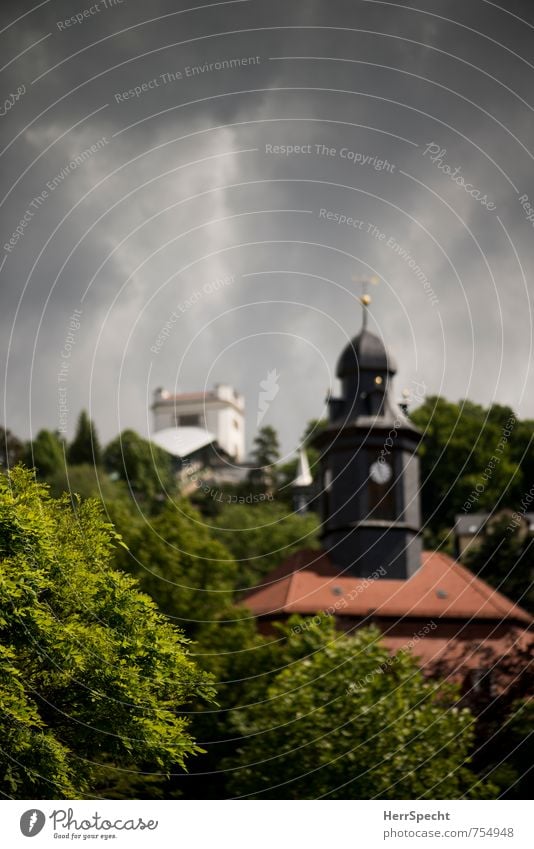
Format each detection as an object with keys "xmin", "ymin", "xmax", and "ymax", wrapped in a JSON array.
[
  {"xmin": 20, "ymin": 809, "xmax": 46, "ymax": 837},
  {"xmin": 257, "ymin": 368, "xmax": 280, "ymax": 425}
]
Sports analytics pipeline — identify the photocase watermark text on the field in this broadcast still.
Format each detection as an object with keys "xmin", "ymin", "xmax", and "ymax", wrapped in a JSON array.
[
  {"xmin": 257, "ymin": 369, "xmax": 280, "ymax": 425},
  {"xmin": 114, "ymin": 56, "xmax": 261, "ymax": 102},
  {"xmin": 290, "ymin": 567, "xmax": 387, "ymax": 635},
  {"xmin": 346, "ymin": 621, "xmax": 437, "ymax": 694},
  {"xmin": 377, "ymin": 378, "xmax": 427, "ymax": 466},
  {"xmin": 507, "ymin": 482, "xmax": 534, "ymax": 531},
  {"xmin": 0, "ymin": 85, "xmax": 26, "ymax": 118},
  {"xmin": 57, "ymin": 310, "xmax": 82, "ymax": 435},
  {"xmin": 150, "ymin": 274, "xmax": 234, "ymax": 355},
  {"xmin": 56, "ymin": 0, "xmax": 125, "ymax": 30},
  {"xmin": 461, "ymin": 415, "xmax": 516, "ymax": 513},
  {"xmin": 318, "ymin": 210, "xmax": 438, "ymax": 306},
  {"xmin": 422, "ymin": 143, "xmax": 496, "ymax": 211},
  {"xmin": 4, "ymin": 137, "xmax": 109, "ymax": 256},
  {"xmin": 266, "ymin": 143, "xmax": 395, "ymax": 171}
]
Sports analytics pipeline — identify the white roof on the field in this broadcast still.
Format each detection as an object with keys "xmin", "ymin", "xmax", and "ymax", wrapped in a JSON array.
[{"xmin": 151, "ymin": 426, "xmax": 215, "ymax": 458}]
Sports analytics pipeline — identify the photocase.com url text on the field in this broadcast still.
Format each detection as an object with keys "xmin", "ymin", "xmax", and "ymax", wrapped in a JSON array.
[{"xmin": 384, "ymin": 827, "xmax": 514, "ymax": 840}]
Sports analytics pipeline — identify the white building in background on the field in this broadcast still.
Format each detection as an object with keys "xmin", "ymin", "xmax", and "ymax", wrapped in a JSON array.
[{"xmin": 151, "ymin": 384, "xmax": 245, "ymax": 462}]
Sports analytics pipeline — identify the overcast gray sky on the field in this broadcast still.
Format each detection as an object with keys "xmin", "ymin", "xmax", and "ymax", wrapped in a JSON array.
[{"xmin": 1, "ymin": 0, "xmax": 533, "ymax": 460}]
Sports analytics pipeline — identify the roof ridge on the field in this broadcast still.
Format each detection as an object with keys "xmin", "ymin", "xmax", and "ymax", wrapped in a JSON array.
[{"xmin": 449, "ymin": 556, "xmax": 531, "ymax": 621}]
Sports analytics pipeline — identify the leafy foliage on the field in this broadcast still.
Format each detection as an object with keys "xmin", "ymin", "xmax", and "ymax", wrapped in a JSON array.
[
  {"xmin": 45, "ymin": 463, "xmax": 129, "ymax": 502},
  {"xmin": 23, "ymin": 429, "xmax": 65, "ymax": 478},
  {"xmin": 0, "ymin": 427, "xmax": 24, "ymax": 470},
  {"xmin": 248, "ymin": 426, "xmax": 280, "ymax": 490},
  {"xmin": 119, "ymin": 499, "xmax": 237, "ymax": 633},
  {"xmin": 226, "ymin": 619, "xmax": 493, "ymax": 799},
  {"xmin": 477, "ymin": 699, "xmax": 534, "ymax": 799},
  {"xmin": 0, "ymin": 467, "xmax": 214, "ymax": 798},
  {"xmin": 429, "ymin": 634, "xmax": 534, "ymax": 800},
  {"xmin": 176, "ymin": 605, "xmax": 268, "ymax": 798},
  {"xmin": 411, "ymin": 398, "xmax": 520, "ymax": 529},
  {"xmin": 463, "ymin": 515, "xmax": 534, "ymax": 614},
  {"xmin": 68, "ymin": 410, "xmax": 101, "ymax": 466},
  {"xmin": 3, "ymin": 394, "xmax": 531, "ymax": 801},
  {"xmin": 103, "ymin": 429, "xmax": 175, "ymax": 501},
  {"xmin": 210, "ymin": 502, "xmax": 320, "ymax": 588}
]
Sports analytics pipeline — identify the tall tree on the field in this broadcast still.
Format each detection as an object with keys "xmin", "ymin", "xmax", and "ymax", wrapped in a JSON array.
[
  {"xmin": 248, "ymin": 425, "xmax": 281, "ymax": 490},
  {"xmin": 104, "ymin": 429, "xmax": 175, "ymax": 500},
  {"xmin": 463, "ymin": 514, "xmax": 534, "ymax": 614},
  {"xmin": 210, "ymin": 501, "xmax": 319, "ymax": 588},
  {"xmin": 45, "ymin": 463, "xmax": 130, "ymax": 504},
  {"xmin": 508, "ymin": 418, "xmax": 534, "ymax": 505},
  {"xmin": 410, "ymin": 396, "xmax": 519, "ymax": 530},
  {"xmin": 0, "ymin": 427, "xmax": 23, "ymax": 470},
  {"xmin": 125, "ymin": 500, "xmax": 237, "ymax": 634},
  {"xmin": 24, "ymin": 429, "xmax": 65, "ymax": 478},
  {"xmin": 68, "ymin": 410, "xmax": 101, "ymax": 465},
  {"xmin": 0, "ymin": 466, "xmax": 214, "ymax": 798}
]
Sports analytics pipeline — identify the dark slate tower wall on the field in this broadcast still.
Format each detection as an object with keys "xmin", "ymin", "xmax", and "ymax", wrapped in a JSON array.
[
  {"xmin": 314, "ymin": 327, "xmax": 422, "ymax": 579},
  {"xmin": 400, "ymin": 446, "xmax": 422, "ymax": 530}
]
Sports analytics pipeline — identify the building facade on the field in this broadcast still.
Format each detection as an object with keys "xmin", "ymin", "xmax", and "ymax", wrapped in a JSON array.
[
  {"xmin": 315, "ymin": 322, "xmax": 422, "ymax": 579},
  {"xmin": 151, "ymin": 384, "xmax": 245, "ymax": 461}
]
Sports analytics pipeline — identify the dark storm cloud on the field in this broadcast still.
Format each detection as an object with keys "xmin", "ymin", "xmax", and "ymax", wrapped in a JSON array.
[{"xmin": 1, "ymin": 0, "xmax": 533, "ymax": 456}]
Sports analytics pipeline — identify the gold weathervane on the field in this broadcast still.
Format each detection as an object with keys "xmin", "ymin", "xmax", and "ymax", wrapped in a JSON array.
[{"xmin": 352, "ymin": 275, "xmax": 379, "ymax": 328}]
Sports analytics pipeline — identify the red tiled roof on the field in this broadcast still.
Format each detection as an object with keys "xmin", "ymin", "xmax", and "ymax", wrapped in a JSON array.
[
  {"xmin": 381, "ymin": 628, "xmax": 532, "ymax": 670},
  {"xmin": 243, "ymin": 548, "xmax": 532, "ymax": 626}
]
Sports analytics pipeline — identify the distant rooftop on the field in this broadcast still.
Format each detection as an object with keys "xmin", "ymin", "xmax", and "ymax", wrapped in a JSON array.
[
  {"xmin": 244, "ymin": 548, "xmax": 532, "ymax": 629},
  {"xmin": 151, "ymin": 426, "xmax": 215, "ymax": 458},
  {"xmin": 152, "ymin": 383, "xmax": 244, "ymax": 409}
]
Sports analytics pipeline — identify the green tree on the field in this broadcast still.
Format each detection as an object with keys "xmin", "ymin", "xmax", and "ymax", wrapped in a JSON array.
[
  {"xmin": 463, "ymin": 514, "xmax": 534, "ymax": 614},
  {"xmin": 178, "ymin": 605, "xmax": 267, "ymax": 799},
  {"xmin": 0, "ymin": 427, "xmax": 23, "ymax": 470},
  {"xmin": 104, "ymin": 429, "xmax": 175, "ymax": 501},
  {"xmin": 251, "ymin": 425, "xmax": 280, "ymax": 467},
  {"xmin": 248, "ymin": 426, "xmax": 281, "ymax": 490},
  {"xmin": 226, "ymin": 618, "xmax": 493, "ymax": 799},
  {"xmin": 124, "ymin": 500, "xmax": 237, "ymax": 633},
  {"xmin": 24, "ymin": 429, "xmax": 65, "ymax": 478},
  {"xmin": 429, "ymin": 635, "xmax": 534, "ymax": 801},
  {"xmin": 211, "ymin": 502, "xmax": 320, "ymax": 588},
  {"xmin": 508, "ymin": 418, "xmax": 534, "ymax": 503},
  {"xmin": 482, "ymin": 700, "xmax": 534, "ymax": 798},
  {"xmin": 0, "ymin": 467, "xmax": 214, "ymax": 798},
  {"xmin": 68, "ymin": 410, "xmax": 101, "ymax": 466},
  {"xmin": 411, "ymin": 397, "xmax": 519, "ymax": 530},
  {"xmin": 45, "ymin": 463, "xmax": 130, "ymax": 502}
]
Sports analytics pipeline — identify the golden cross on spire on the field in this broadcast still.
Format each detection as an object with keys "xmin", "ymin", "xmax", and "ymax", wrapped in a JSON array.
[{"xmin": 351, "ymin": 275, "xmax": 379, "ymax": 329}]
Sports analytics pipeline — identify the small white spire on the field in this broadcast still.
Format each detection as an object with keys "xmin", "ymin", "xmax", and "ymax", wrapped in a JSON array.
[{"xmin": 292, "ymin": 447, "xmax": 313, "ymax": 487}]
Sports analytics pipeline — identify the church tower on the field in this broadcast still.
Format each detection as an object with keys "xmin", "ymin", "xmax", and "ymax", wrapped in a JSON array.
[{"xmin": 313, "ymin": 294, "xmax": 422, "ymax": 579}]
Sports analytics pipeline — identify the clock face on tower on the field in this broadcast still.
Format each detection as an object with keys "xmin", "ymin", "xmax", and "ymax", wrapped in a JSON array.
[{"xmin": 369, "ymin": 459, "xmax": 392, "ymax": 485}]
